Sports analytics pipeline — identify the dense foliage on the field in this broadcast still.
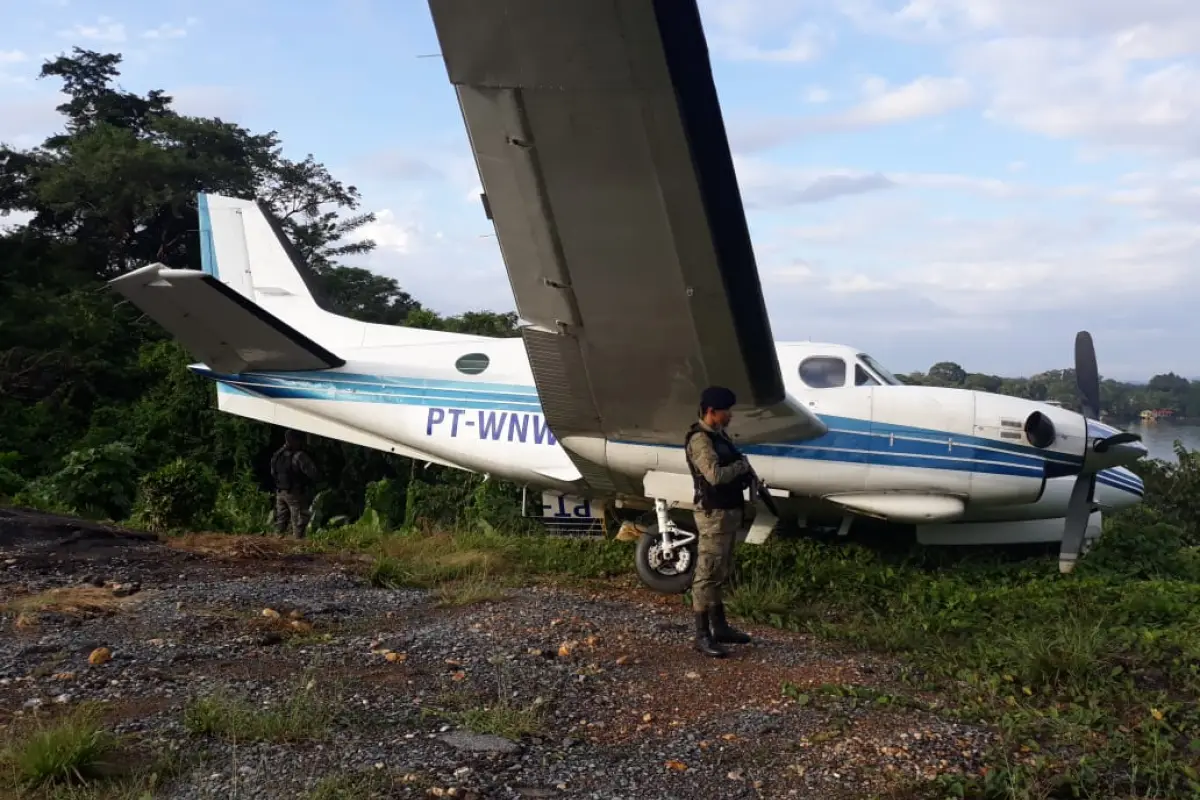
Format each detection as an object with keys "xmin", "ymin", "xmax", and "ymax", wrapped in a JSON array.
[
  {"xmin": 0, "ymin": 49, "xmax": 520, "ymax": 526},
  {"xmin": 900, "ymin": 361, "xmax": 1200, "ymax": 420}
]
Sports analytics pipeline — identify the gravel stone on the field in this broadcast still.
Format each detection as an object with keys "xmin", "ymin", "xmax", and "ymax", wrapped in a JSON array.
[{"xmin": 0, "ymin": 508, "xmax": 996, "ymax": 798}]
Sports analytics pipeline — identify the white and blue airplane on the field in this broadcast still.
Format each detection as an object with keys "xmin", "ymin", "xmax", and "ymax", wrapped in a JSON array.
[{"xmin": 107, "ymin": 0, "xmax": 1147, "ymax": 590}]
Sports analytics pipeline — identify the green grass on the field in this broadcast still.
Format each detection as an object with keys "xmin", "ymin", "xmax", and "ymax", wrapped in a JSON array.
[
  {"xmin": 0, "ymin": 705, "xmax": 184, "ymax": 800},
  {"xmin": 309, "ymin": 523, "xmax": 630, "ymax": 590},
  {"xmin": 182, "ymin": 682, "xmax": 336, "ymax": 743},
  {"xmin": 0, "ymin": 705, "xmax": 120, "ymax": 791},
  {"xmin": 723, "ymin": 516, "xmax": 1200, "ymax": 799},
  {"xmin": 278, "ymin": 480, "xmax": 1200, "ymax": 798},
  {"xmin": 305, "ymin": 770, "xmax": 399, "ymax": 799}
]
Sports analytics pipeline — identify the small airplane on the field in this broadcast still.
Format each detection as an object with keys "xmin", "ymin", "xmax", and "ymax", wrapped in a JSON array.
[{"xmin": 107, "ymin": 0, "xmax": 1147, "ymax": 589}]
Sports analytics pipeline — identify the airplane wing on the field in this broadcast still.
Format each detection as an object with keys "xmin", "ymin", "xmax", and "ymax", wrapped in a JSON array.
[
  {"xmin": 109, "ymin": 263, "xmax": 345, "ymax": 374},
  {"xmin": 427, "ymin": 0, "xmax": 827, "ymax": 495}
]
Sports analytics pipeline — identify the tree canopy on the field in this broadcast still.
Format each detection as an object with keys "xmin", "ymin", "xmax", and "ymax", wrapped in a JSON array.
[{"xmin": 898, "ymin": 363, "xmax": 1200, "ymax": 419}]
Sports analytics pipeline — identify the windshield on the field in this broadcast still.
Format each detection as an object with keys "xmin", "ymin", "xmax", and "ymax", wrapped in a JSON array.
[{"xmin": 858, "ymin": 353, "xmax": 904, "ymax": 386}]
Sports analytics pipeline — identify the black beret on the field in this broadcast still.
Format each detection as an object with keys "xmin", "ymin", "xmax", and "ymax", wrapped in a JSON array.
[{"xmin": 700, "ymin": 385, "xmax": 736, "ymax": 411}]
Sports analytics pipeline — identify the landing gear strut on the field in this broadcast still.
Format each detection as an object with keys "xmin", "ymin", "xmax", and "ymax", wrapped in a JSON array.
[{"xmin": 633, "ymin": 499, "xmax": 698, "ymax": 595}]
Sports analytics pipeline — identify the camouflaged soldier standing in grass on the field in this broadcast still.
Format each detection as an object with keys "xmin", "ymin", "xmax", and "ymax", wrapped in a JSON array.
[
  {"xmin": 684, "ymin": 386, "xmax": 754, "ymax": 658},
  {"xmin": 270, "ymin": 429, "xmax": 321, "ymax": 538}
]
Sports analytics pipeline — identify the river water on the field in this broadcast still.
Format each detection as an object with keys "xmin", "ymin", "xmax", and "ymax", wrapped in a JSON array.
[{"xmin": 1123, "ymin": 420, "xmax": 1200, "ymax": 462}]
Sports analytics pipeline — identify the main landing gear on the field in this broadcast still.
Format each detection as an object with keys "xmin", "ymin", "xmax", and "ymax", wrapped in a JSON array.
[{"xmin": 633, "ymin": 499, "xmax": 698, "ymax": 595}]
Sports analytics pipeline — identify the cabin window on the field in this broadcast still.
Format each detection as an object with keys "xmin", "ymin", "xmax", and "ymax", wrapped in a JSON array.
[
  {"xmin": 798, "ymin": 356, "xmax": 846, "ymax": 389},
  {"xmin": 455, "ymin": 353, "xmax": 490, "ymax": 375},
  {"xmin": 855, "ymin": 364, "xmax": 879, "ymax": 386}
]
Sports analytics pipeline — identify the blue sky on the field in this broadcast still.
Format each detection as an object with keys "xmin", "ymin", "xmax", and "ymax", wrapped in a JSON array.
[{"xmin": 2, "ymin": 0, "xmax": 1199, "ymax": 380}]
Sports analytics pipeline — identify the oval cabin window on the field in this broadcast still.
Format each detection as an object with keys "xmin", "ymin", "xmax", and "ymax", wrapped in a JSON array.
[
  {"xmin": 798, "ymin": 356, "xmax": 846, "ymax": 389},
  {"xmin": 455, "ymin": 353, "xmax": 490, "ymax": 375}
]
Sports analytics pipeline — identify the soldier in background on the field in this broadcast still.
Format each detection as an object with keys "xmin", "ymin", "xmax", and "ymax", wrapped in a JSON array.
[
  {"xmin": 683, "ymin": 386, "xmax": 754, "ymax": 658},
  {"xmin": 270, "ymin": 429, "xmax": 321, "ymax": 538}
]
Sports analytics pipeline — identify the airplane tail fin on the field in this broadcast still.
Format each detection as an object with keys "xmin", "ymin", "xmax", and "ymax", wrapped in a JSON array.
[{"xmin": 198, "ymin": 192, "xmax": 327, "ymax": 325}]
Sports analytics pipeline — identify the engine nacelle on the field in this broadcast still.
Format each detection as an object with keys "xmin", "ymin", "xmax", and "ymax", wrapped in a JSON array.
[{"xmin": 1014, "ymin": 403, "xmax": 1088, "ymax": 477}]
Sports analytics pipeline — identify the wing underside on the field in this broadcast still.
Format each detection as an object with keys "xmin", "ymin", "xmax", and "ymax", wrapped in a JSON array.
[{"xmin": 427, "ymin": 0, "xmax": 825, "ymax": 495}]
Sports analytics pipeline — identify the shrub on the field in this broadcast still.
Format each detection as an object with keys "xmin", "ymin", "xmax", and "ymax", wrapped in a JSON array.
[
  {"xmin": 132, "ymin": 458, "xmax": 219, "ymax": 532},
  {"xmin": 44, "ymin": 443, "xmax": 139, "ymax": 520}
]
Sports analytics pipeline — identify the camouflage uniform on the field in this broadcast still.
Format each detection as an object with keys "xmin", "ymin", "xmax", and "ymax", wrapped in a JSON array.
[
  {"xmin": 686, "ymin": 422, "xmax": 748, "ymax": 611},
  {"xmin": 271, "ymin": 444, "xmax": 320, "ymax": 538},
  {"xmin": 684, "ymin": 412, "xmax": 754, "ymax": 657}
]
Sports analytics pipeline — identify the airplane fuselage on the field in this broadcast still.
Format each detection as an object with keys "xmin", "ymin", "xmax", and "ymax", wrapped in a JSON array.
[{"xmin": 194, "ymin": 338, "xmax": 1145, "ymax": 543}]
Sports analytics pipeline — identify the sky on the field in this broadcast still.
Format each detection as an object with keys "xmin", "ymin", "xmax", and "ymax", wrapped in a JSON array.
[{"xmin": 1, "ymin": 0, "xmax": 1198, "ymax": 381}]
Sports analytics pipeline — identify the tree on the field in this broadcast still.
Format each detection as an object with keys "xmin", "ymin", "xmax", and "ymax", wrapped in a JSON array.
[
  {"xmin": 963, "ymin": 373, "xmax": 1002, "ymax": 393},
  {"xmin": 928, "ymin": 361, "xmax": 967, "ymax": 386},
  {"xmin": 0, "ymin": 48, "xmax": 392, "ymax": 487}
]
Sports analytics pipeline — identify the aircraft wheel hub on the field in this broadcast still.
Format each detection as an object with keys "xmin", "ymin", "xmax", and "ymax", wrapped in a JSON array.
[{"xmin": 647, "ymin": 540, "xmax": 692, "ymax": 576}]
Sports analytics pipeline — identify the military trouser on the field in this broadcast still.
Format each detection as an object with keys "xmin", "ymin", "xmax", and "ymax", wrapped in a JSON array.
[
  {"xmin": 275, "ymin": 488, "xmax": 312, "ymax": 538},
  {"xmin": 690, "ymin": 507, "xmax": 743, "ymax": 611}
]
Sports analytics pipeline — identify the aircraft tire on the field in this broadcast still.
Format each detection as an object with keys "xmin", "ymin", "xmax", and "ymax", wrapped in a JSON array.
[{"xmin": 634, "ymin": 524, "xmax": 697, "ymax": 595}]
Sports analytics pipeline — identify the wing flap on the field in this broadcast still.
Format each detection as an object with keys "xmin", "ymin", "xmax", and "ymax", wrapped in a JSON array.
[{"xmin": 110, "ymin": 263, "xmax": 344, "ymax": 374}]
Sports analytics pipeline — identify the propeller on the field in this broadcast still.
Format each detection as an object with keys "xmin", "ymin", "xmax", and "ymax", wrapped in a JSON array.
[
  {"xmin": 1058, "ymin": 332, "xmax": 1100, "ymax": 573},
  {"xmin": 1058, "ymin": 331, "xmax": 1143, "ymax": 573}
]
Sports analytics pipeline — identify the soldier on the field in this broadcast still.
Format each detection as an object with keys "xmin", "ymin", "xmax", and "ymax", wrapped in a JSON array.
[
  {"xmin": 684, "ymin": 385, "xmax": 754, "ymax": 658},
  {"xmin": 270, "ymin": 429, "xmax": 321, "ymax": 538}
]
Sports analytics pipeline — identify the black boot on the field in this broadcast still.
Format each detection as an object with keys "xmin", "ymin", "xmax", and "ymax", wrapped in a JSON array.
[
  {"xmin": 693, "ymin": 611, "xmax": 727, "ymax": 658},
  {"xmin": 709, "ymin": 603, "xmax": 751, "ymax": 645}
]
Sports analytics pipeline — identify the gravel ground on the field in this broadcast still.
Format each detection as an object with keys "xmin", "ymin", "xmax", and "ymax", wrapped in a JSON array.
[{"xmin": 0, "ymin": 508, "xmax": 995, "ymax": 799}]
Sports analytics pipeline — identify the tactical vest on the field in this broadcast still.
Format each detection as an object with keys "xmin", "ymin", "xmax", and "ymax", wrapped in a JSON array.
[
  {"xmin": 684, "ymin": 422, "xmax": 747, "ymax": 511},
  {"xmin": 271, "ymin": 447, "xmax": 309, "ymax": 491}
]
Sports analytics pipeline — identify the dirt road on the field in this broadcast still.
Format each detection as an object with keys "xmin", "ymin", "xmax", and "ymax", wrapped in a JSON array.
[{"xmin": 0, "ymin": 509, "xmax": 992, "ymax": 799}]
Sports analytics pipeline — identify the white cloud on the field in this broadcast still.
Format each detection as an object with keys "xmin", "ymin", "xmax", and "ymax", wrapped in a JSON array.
[
  {"xmin": 956, "ymin": 36, "xmax": 1200, "ymax": 157},
  {"xmin": 352, "ymin": 209, "xmax": 419, "ymax": 254},
  {"xmin": 847, "ymin": 75, "xmax": 972, "ymax": 124},
  {"xmin": 701, "ymin": 0, "xmax": 834, "ymax": 62},
  {"xmin": 732, "ymin": 75, "xmax": 972, "ymax": 151},
  {"xmin": 59, "ymin": 17, "xmax": 127, "ymax": 43},
  {"xmin": 732, "ymin": 157, "xmax": 1043, "ymax": 208},
  {"xmin": 805, "ymin": 85, "xmax": 831, "ymax": 103},
  {"xmin": 0, "ymin": 94, "xmax": 64, "ymax": 147},
  {"xmin": 834, "ymin": 0, "xmax": 1200, "ymax": 158},
  {"xmin": 168, "ymin": 85, "xmax": 248, "ymax": 119},
  {"xmin": 0, "ymin": 51, "xmax": 27, "ymax": 64},
  {"xmin": 142, "ymin": 23, "xmax": 188, "ymax": 40}
]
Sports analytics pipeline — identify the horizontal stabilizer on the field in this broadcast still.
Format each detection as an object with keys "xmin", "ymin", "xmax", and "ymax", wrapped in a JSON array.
[{"xmin": 109, "ymin": 263, "xmax": 344, "ymax": 374}]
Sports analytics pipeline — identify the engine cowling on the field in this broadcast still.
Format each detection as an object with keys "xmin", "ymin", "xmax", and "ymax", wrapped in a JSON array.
[{"xmin": 1015, "ymin": 403, "xmax": 1088, "ymax": 478}]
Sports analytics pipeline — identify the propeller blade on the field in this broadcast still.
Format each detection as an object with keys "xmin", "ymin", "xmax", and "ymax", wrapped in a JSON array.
[
  {"xmin": 1074, "ymin": 331, "xmax": 1100, "ymax": 420},
  {"xmin": 1059, "ymin": 473, "xmax": 1095, "ymax": 574},
  {"xmin": 1094, "ymin": 431, "xmax": 1142, "ymax": 453}
]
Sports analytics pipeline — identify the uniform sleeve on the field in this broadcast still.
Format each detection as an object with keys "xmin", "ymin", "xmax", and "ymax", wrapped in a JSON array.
[
  {"xmin": 686, "ymin": 434, "xmax": 749, "ymax": 486},
  {"xmin": 296, "ymin": 452, "xmax": 321, "ymax": 482}
]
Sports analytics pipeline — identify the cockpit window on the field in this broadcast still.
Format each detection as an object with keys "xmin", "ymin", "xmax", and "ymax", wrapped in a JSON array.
[
  {"xmin": 858, "ymin": 353, "xmax": 904, "ymax": 386},
  {"xmin": 855, "ymin": 364, "xmax": 879, "ymax": 386},
  {"xmin": 799, "ymin": 356, "xmax": 847, "ymax": 389}
]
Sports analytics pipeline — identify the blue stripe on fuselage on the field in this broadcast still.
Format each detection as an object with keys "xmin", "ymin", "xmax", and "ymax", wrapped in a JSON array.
[{"xmin": 193, "ymin": 367, "xmax": 1142, "ymax": 497}]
